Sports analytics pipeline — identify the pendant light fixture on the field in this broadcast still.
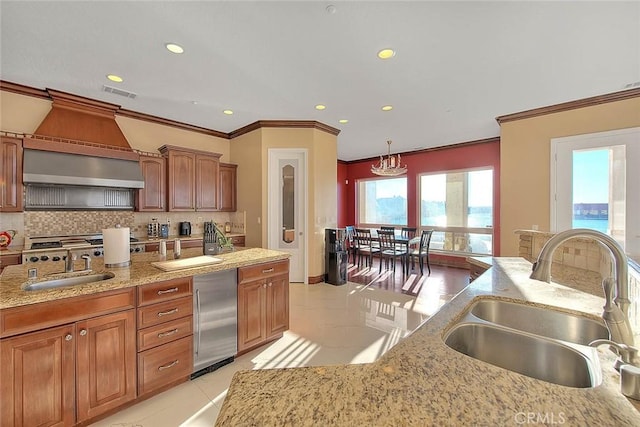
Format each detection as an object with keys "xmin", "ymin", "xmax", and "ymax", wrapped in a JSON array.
[{"xmin": 371, "ymin": 140, "xmax": 407, "ymax": 176}]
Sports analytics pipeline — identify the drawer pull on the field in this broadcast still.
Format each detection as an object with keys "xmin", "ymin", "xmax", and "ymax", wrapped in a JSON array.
[
  {"xmin": 157, "ymin": 308, "xmax": 178, "ymax": 317},
  {"xmin": 262, "ymin": 268, "xmax": 274, "ymax": 273},
  {"xmin": 158, "ymin": 360, "xmax": 179, "ymax": 371},
  {"xmin": 157, "ymin": 287, "xmax": 179, "ymax": 295},
  {"xmin": 158, "ymin": 328, "xmax": 179, "ymax": 338}
]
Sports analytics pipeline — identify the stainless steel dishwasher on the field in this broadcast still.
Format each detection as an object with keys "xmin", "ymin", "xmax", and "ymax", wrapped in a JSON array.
[{"xmin": 192, "ymin": 268, "xmax": 237, "ymax": 378}]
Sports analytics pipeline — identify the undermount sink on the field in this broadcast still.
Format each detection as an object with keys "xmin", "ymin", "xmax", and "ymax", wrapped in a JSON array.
[
  {"xmin": 23, "ymin": 272, "xmax": 115, "ymax": 291},
  {"xmin": 444, "ymin": 323, "xmax": 601, "ymax": 388},
  {"xmin": 469, "ymin": 299, "xmax": 609, "ymax": 345}
]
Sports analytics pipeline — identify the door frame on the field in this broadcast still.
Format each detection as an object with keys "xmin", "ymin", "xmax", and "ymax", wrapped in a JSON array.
[{"xmin": 267, "ymin": 148, "xmax": 308, "ymax": 283}]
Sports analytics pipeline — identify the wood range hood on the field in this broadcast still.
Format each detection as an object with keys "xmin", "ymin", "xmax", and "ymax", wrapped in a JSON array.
[{"xmin": 22, "ymin": 89, "xmax": 145, "ymax": 191}]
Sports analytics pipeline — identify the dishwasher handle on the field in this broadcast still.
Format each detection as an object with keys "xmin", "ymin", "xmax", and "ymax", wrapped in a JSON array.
[{"xmin": 195, "ymin": 288, "xmax": 201, "ymax": 357}]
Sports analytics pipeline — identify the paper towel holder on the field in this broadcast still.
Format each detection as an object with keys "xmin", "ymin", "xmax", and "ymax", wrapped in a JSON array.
[{"xmin": 103, "ymin": 225, "xmax": 132, "ymax": 268}]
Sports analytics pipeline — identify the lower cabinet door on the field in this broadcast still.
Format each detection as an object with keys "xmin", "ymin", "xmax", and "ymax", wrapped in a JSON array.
[
  {"xmin": 266, "ymin": 274, "xmax": 289, "ymax": 339},
  {"xmin": 76, "ymin": 309, "xmax": 137, "ymax": 422},
  {"xmin": 137, "ymin": 336, "xmax": 193, "ymax": 396},
  {"xmin": 1, "ymin": 325, "xmax": 76, "ymax": 427},
  {"xmin": 237, "ymin": 280, "xmax": 266, "ymax": 352}
]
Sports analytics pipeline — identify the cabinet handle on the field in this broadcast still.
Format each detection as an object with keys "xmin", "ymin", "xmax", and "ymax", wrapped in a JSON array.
[
  {"xmin": 158, "ymin": 360, "xmax": 179, "ymax": 371},
  {"xmin": 262, "ymin": 268, "xmax": 274, "ymax": 274},
  {"xmin": 157, "ymin": 287, "xmax": 179, "ymax": 295},
  {"xmin": 158, "ymin": 328, "xmax": 178, "ymax": 338},
  {"xmin": 65, "ymin": 334, "xmax": 73, "ymax": 341},
  {"xmin": 79, "ymin": 329, "xmax": 87, "ymax": 336},
  {"xmin": 157, "ymin": 308, "xmax": 178, "ymax": 317}
]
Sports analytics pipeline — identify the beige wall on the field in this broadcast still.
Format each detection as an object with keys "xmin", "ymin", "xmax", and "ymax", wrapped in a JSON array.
[
  {"xmin": 500, "ymin": 96, "xmax": 640, "ymax": 256},
  {"xmin": 230, "ymin": 129, "xmax": 263, "ymax": 248},
  {"xmin": 0, "ymin": 91, "xmax": 51, "ymax": 133},
  {"xmin": 116, "ymin": 116, "xmax": 230, "ymax": 160}
]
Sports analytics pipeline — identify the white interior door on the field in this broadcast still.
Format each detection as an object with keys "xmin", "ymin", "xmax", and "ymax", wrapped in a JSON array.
[{"xmin": 268, "ymin": 149, "xmax": 307, "ymax": 283}]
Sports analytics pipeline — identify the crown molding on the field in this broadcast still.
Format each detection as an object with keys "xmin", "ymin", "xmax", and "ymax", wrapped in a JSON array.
[
  {"xmin": 341, "ymin": 136, "xmax": 500, "ymax": 164},
  {"xmin": 117, "ymin": 108, "xmax": 229, "ymax": 138},
  {"xmin": 496, "ymin": 88, "xmax": 640, "ymax": 124},
  {"xmin": 229, "ymin": 120, "xmax": 341, "ymax": 139},
  {"xmin": 0, "ymin": 80, "xmax": 50, "ymax": 99}
]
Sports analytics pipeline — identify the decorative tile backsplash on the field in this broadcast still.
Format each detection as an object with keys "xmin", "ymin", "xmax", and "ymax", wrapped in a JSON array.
[
  {"xmin": 20, "ymin": 210, "xmax": 246, "ymax": 239},
  {"xmin": 517, "ymin": 229, "xmax": 640, "ymax": 336}
]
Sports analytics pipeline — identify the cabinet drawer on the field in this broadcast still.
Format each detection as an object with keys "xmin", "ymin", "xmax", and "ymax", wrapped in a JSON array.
[
  {"xmin": 1, "ymin": 288, "xmax": 135, "ymax": 338},
  {"xmin": 137, "ymin": 316, "xmax": 193, "ymax": 352},
  {"xmin": 137, "ymin": 336, "xmax": 192, "ymax": 396},
  {"xmin": 229, "ymin": 236, "xmax": 245, "ymax": 247},
  {"xmin": 137, "ymin": 296, "xmax": 193, "ymax": 329},
  {"xmin": 238, "ymin": 259, "xmax": 289, "ymax": 285},
  {"xmin": 137, "ymin": 277, "xmax": 192, "ymax": 307}
]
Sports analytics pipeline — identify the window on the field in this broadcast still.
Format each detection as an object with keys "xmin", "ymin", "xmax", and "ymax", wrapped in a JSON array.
[
  {"xmin": 357, "ymin": 177, "xmax": 407, "ymax": 226},
  {"xmin": 552, "ymin": 127, "xmax": 640, "ymax": 256},
  {"xmin": 419, "ymin": 168, "xmax": 493, "ymax": 255}
]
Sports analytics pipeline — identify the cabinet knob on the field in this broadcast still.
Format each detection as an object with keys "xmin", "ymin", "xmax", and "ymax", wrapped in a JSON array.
[
  {"xmin": 79, "ymin": 329, "xmax": 87, "ymax": 336},
  {"xmin": 263, "ymin": 283, "xmax": 267, "ymax": 288},
  {"xmin": 268, "ymin": 282, "xmax": 272, "ymax": 287},
  {"xmin": 65, "ymin": 334, "xmax": 73, "ymax": 341}
]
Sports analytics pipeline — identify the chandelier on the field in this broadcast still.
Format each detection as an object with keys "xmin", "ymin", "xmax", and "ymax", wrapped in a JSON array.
[{"xmin": 371, "ymin": 140, "xmax": 407, "ymax": 176}]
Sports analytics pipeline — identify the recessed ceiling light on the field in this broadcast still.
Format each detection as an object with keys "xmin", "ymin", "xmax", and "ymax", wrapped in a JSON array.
[
  {"xmin": 165, "ymin": 43, "xmax": 184, "ymax": 54},
  {"xmin": 377, "ymin": 49, "xmax": 396, "ymax": 60},
  {"xmin": 191, "ymin": 101, "xmax": 198, "ymax": 105},
  {"xmin": 223, "ymin": 109, "xmax": 234, "ymax": 115},
  {"xmin": 315, "ymin": 104, "xmax": 326, "ymax": 110},
  {"xmin": 381, "ymin": 105, "xmax": 393, "ymax": 111},
  {"xmin": 106, "ymin": 74, "xmax": 123, "ymax": 83},
  {"xmin": 338, "ymin": 119, "xmax": 349, "ymax": 124}
]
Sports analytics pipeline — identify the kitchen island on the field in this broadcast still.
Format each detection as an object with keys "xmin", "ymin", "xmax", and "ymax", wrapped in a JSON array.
[{"xmin": 215, "ymin": 257, "xmax": 640, "ymax": 426}]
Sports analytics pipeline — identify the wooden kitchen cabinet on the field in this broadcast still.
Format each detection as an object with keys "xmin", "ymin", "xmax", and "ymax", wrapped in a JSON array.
[
  {"xmin": 218, "ymin": 162, "xmax": 237, "ymax": 211},
  {"xmin": 1, "ymin": 288, "xmax": 137, "ymax": 426},
  {"xmin": 0, "ymin": 253, "xmax": 21, "ymax": 272},
  {"xmin": 136, "ymin": 154, "xmax": 166, "ymax": 212},
  {"xmin": 136, "ymin": 277, "xmax": 193, "ymax": 397},
  {"xmin": 159, "ymin": 145, "xmax": 221, "ymax": 212},
  {"xmin": 237, "ymin": 259, "xmax": 289, "ymax": 354},
  {"xmin": 1, "ymin": 136, "xmax": 24, "ymax": 212}
]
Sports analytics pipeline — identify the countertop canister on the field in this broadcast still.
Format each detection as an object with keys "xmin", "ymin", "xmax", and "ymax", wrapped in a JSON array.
[{"xmin": 103, "ymin": 226, "xmax": 131, "ymax": 267}]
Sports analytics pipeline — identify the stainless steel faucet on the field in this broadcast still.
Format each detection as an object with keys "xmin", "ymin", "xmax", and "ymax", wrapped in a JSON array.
[
  {"xmin": 65, "ymin": 249, "xmax": 76, "ymax": 273},
  {"xmin": 529, "ymin": 228, "xmax": 633, "ymax": 346},
  {"xmin": 81, "ymin": 254, "xmax": 92, "ymax": 271}
]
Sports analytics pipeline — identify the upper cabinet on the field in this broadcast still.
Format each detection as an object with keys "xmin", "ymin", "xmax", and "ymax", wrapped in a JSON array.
[
  {"xmin": 136, "ymin": 154, "xmax": 166, "ymax": 212},
  {"xmin": 159, "ymin": 145, "xmax": 221, "ymax": 212},
  {"xmin": 218, "ymin": 163, "xmax": 237, "ymax": 212},
  {"xmin": 1, "ymin": 136, "xmax": 24, "ymax": 212}
]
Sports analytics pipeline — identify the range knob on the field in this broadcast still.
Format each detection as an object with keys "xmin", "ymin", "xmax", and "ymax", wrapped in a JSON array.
[
  {"xmin": 94, "ymin": 250, "xmax": 102, "ymax": 256},
  {"xmin": 40, "ymin": 255, "xmax": 49, "ymax": 261},
  {"xmin": 29, "ymin": 256, "xmax": 39, "ymax": 262},
  {"xmin": 52, "ymin": 256, "xmax": 61, "ymax": 261},
  {"xmin": 134, "ymin": 247, "xmax": 142, "ymax": 252},
  {"xmin": 129, "ymin": 247, "xmax": 134, "ymax": 253}
]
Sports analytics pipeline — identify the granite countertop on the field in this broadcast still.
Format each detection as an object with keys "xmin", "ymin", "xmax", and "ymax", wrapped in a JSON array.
[
  {"xmin": 216, "ymin": 257, "xmax": 640, "ymax": 426},
  {"xmin": 0, "ymin": 247, "xmax": 287, "ymax": 310}
]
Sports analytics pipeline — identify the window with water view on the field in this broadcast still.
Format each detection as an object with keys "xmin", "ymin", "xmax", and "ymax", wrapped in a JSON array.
[
  {"xmin": 357, "ymin": 177, "xmax": 408, "ymax": 226},
  {"xmin": 420, "ymin": 169, "xmax": 493, "ymax": 255}
]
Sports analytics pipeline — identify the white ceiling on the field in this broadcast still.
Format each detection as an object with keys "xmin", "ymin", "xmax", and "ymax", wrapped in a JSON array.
[{"xmin": 1, "ymin": 1, "xmax": 638, "ymax": 161}]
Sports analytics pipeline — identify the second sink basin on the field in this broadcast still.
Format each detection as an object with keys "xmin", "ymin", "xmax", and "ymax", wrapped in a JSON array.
[
  {"xmin": 444, "ymin": 323, "xmax": 601, "ymax": 388},
  {"xmin": 24, "ymin": 272, "xmax": 115, "ymax": 291},
  {"xmin": 469, "ymin": 299, "xmax": 609, "ymax": 345}
]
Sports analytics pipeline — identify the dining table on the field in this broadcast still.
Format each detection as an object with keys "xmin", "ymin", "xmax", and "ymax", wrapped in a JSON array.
[{"xmin": 368, "ymin": 229, "xmax": 420, "ymax": 272}]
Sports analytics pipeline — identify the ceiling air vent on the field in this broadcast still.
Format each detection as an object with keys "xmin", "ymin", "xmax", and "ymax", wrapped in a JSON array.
[{"xmin": 102, "ymin": 84, "xmax": 137, "ymax": 99}]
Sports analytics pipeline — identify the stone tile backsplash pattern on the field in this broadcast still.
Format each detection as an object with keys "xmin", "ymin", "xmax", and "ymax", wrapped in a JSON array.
[
  {"xmin": 23, "ymin": 210, "xmax": 246, "ymax": 239},
  {"xmin": 517, "ymin": 229, "xmax": 640, "ymax": 337}
]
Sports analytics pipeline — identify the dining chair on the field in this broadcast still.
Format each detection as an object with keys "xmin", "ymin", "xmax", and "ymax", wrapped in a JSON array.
[
  {"xmin": 410, "ymin": 229, "xmax": 434, "ymax": 275},
  {"xmin": 354, "ymin": 228, "xmax": 380, "ymax": 268},
  {"xmin": 377, "ymin": 229, "xmax": 408, "ymax": 274},
  {"xmin": 380, "ymin": 226, "xmax": 396, "ymax": 232},
  {"xmin": 398, "ymin": 226, "xmax": 417, "ymax": 252},
  {"xmin": 344, "ymin": 225, "xmax": 357, "ymax": 264}
]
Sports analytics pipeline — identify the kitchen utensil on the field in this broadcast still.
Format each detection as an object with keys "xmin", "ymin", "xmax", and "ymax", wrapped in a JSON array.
[
  {"xmin": 203, "ymin": 222, "xmax": 220, "ymax": 255},
  {"xmin": 179, "ymin": 222, "xmax": 192, "ymax": 236},
  {"xmin": 0, "ymin": 230, "xmax": 16, "ymax": 250},
  {"xmin": 160, "ymin": 224, "xmax": 169, "ymax": 238}
]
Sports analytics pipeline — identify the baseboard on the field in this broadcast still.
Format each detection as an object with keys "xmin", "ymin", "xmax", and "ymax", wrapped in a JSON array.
[{"xmin": 308, "ymin": 274, "xmax": 324, "ymax": 284}]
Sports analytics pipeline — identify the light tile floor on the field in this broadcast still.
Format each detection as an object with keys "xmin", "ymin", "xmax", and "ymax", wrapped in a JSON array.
[{"xmin": 92, "ymin": 278, "xmax": 459, "ymax": 427}]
